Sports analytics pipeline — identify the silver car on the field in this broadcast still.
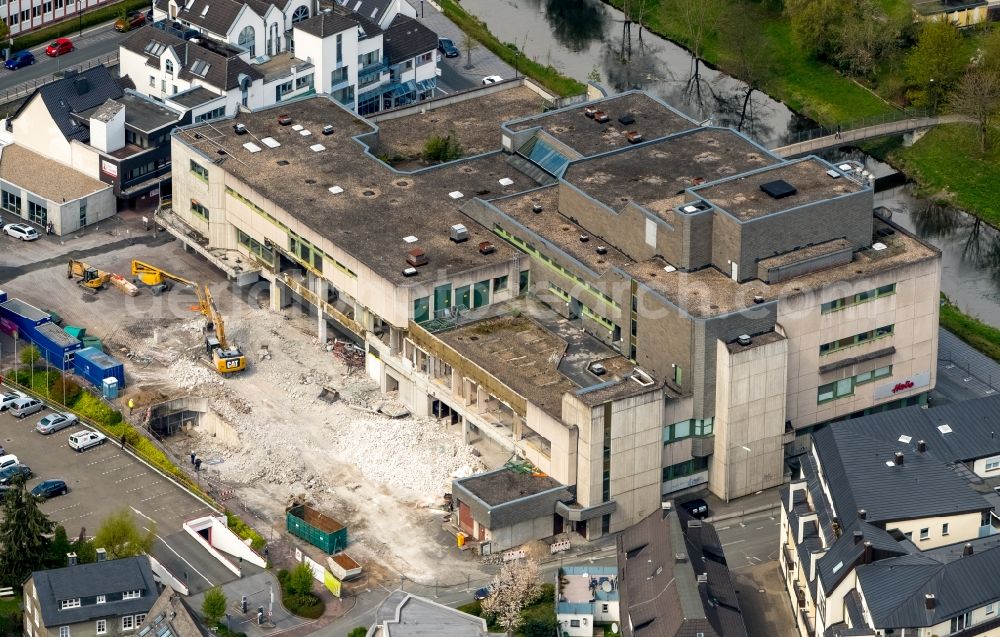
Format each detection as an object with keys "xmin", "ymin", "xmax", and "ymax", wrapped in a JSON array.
[
  {"xmin": 0, "ymin": 390, "xmax": 27, "ymax": 411},
  {"xmin": 36, "ymin": 412, "xmax": 78, "ymax": 435},
  {"xmin": 10, "ymin": 397, "xmax": 44, "ymax": 418}
]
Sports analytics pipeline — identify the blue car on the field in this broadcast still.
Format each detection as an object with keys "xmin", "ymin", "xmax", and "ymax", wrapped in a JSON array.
[
  {"xmin": 5, "ymin": 50, "xmax": 35, "ymax": 70},
  {"xmin": 438, "ymin": 38, "xmax": 459, "ymax": 58},
  {"xmin": 31, "ymin": 479, "xmax": 68, "ymax": 500}
]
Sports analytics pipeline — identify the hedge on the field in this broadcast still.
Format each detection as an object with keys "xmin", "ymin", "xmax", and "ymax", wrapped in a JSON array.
[
  {"xmin": 226, "ymin": 511, "xmax": 266, "ymax": 552},
  {"xmin": 276, "ymin": 569, "xmax": 325, "ymax": 619},
  {"xmin": 13, "ymin": 0, "xmax": 149, "ymax": 51}
]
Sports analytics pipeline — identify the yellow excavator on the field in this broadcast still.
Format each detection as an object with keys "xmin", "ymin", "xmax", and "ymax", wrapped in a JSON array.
[
  {"xmin": 131, "ymin": 260, "xmax": 244, "ymax": 373},
  {"xmin": 68, "ymin": 260, "xmax": 139, "ymax": 296},
  {"xmin": 131, "ymin": 259, "xmax": 197, "ymax": 296},
  {"xmin": 197, "ymin": 285, "xmax": 246, "ymax": 374}
]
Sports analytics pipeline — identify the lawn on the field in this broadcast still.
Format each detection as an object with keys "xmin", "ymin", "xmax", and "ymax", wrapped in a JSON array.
[
  {"xmin": 604, "ymin": 0, "xmax": 896, "ymax": 124},
  {"xmin": 891, "ymin": 124, "xmax": 1000, "ymax": 228},
  {"xmin": 940, "ymin": 295, "xmax": 1000, "ymax": 363}
]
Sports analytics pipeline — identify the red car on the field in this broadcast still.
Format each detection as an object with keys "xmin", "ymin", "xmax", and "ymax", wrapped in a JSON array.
[{"xmin": 45, "ymin": 38, "xmax": 73, "ymax": 57}]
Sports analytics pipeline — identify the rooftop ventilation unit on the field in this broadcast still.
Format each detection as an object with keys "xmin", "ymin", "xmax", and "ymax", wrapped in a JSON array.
[
  {"xmin": 261, "ymin": 137, "xmax": 280, "ymax": 148},
  {"xmin": 661, "ymin": 501, "xmax": 673, "ymax": 511},
  {"xmin": 242, "ymin": 142, "xmax": 262, "ymax": 153},
  {"xmin": 328, "ymin": 186, "xmax": 344, "ymax": 194},
  {"xmin": 450, "ymin": 224, "xmax": 469, "ymax": 242},
  {"xmin": 579, "ymin": 235, "xmax": 590, "ymax": 243},
  {"xmin": 593, "ymin": 111, "xmax": 610, "ymax": 123},
  {"xmin": 663, "ymin": 265, "xmax": 676, "ymax": 273},
  {"xmin": 626, "ymin": 131, "xmax": 643, "ymax": 144},
  {"xmin": 584, "ymin": 106, "xmax": 598, "ymax": 118},
  {"xmin": 596, "ymin": 246, "xmax": 608, "ymax": 255},
  {"xmin": 872, "ymin": 242, "xmax": 887, "ymax": 251},
  {"xmin": 406, "ymin": 248, "xmax": 428, "ymax": 267},
  {"xmin": 322, "ymin": 125, "xmax": 334, "ymax": 135},
  {"xmin": 753, "ymin": 295, "xmax": 765, "ymax": 304},
  {"xmin": 737, "ymin": 334, "xmax": 752, "ymax": 346},
  {"xmin": 299, "ymin": 129, "xmax": 312, "ymax": 136},
  {"xmin": 478, "ymin": 241, "xmax": 495, "ymax": 255},
  {"xmin": 938, "ymin": 424, "xmax": 953, "ymax": 434},
  {"xmin": 760, "ymin": 179, "xmax": 797, "ymax": 199},
  {"xmin": 498, "ymin": 177, "xmax": 514, "ymax": 186},
  {"xmin": 590, "ymin": 362, "xmax": 606, "ymax": 376},
  {"xmin": 403, "ymin": 235, "xmax": 418, "ymax": 243},
  {"xmin": 277, "ymin": 114, "xmax": 292, "ymax": 126},
  {"xmin": 681, "ymin": 201, "xmax": 710, "ymax": 213},
  {"xmin": 448, "ymin": 191, "xmax": 464, "ymax": 199},
  {"xmin": 233, "ymin": 123, "xmax": 247, "ymax": 135},
  {"xmin": 837, "ymin": 163, "xmax": 854, "ymax": 172},
  {"xmin": 291, "ymin": 124, "xmax": 303, "ymax": 131},
  {"xmin": 310, "ymin": 144, "xmax": 326, "ymax": 152},
  {"xmin": 532, "ymin": 203, "xmax": 543, "ymax": 213},
  {"xmin": 826, "ymin": 169, "xmax": 841, "ymax": 179},
  {"xmin": 618, "ymin": 114, "xmax": 635, "ymax": 125},
  {"xmin": 402, "ymin": 267, "xmax": 418, "ymax": 277}
]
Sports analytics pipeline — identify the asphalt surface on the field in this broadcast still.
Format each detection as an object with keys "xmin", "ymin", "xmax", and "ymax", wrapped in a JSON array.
[
  {"xmin": 0, "ymin": 397, "xmax": 226, "ymax": 593},
  {"xmin": 0, "ymin": 22, "xmax": 127, "ymax": 95}
]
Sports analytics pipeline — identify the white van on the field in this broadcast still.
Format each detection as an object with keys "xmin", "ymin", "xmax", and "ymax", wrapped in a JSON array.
[
  {"xmin": 0, "ymin": 455, "xmax": 19, "ymax": 471},
  {"xmin": 68, "ymin": 430, "xmax": 106, "ymax": 452}
]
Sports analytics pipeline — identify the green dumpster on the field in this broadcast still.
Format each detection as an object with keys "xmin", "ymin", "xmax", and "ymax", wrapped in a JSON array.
[{"xmin": 286, "ymin": 504, "xmax": 347, "ymax": 554}]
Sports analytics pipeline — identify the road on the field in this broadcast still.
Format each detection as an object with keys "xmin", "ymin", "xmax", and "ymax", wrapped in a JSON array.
[
  {"xmin": 0, "ymin": 21, "xmax": 127, "ymax": 95},
  {"xmin": 715, "ymin": 509, "xmax": 782, "ymax": 572}
]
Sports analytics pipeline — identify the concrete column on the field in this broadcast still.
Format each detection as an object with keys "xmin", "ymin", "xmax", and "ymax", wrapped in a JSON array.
[
  {"xmin": 314, "ymin": 276, "xmax": 328, "ymax": 342},
  {"xmin": 462, "ymin": 417, "xmax": 471, "ymax": 444},
  {"xmin": 269, "ymin": 278, "xmax": 288, "ymax": 312},
  {"xmin": 476, "ymin": 385, "xmax": 488, "ymax": 414},
  {"xmin": 389, "ymin": 327, "xmax": 401, "ymax": 354},
  {"xmin": 512, "ymin": 413, "xmax": 523, "ymax": 440}
]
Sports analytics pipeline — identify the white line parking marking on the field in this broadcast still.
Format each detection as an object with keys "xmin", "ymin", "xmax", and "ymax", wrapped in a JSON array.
[{"xmin": 722, "ymin": 539, "xmax": 745, "ymax": 547}]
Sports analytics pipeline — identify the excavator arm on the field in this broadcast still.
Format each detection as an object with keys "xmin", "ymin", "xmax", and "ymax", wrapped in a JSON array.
[{"xmin": 130, "ymin": 259, "xmax": 198, "ymax": 288}]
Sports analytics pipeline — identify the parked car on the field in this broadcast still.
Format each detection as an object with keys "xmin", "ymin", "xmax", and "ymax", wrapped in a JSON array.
[
  {"xmin": 10, "ymin": 397, "xmax": 44, "ymax": 418},
  {"xmin": 2, "ymin": 223, "xmax": 39, "ymax": 240},
  {"xmin": 438, "ymin": 38, "xmax": 459, "ymax": 58},
  {"xmin": 0, "ymin": 464, "xmax": 32, "ymax": 485},
  {"xmin": 36, "ymin": 412, "xmax": 78, "ymax": 435},
  {"xmin": 45, "ymin": 38, "xmax": 74, "ymax": 57},
  {"xmin": 32, "ymin": 479, "xmax": 68, "ymax": 499},
  {"xmin": 0, "ymin": 390, "xmax": 27, "ymax": 411},
  {"xmin": 473, "ymin": 587, "xmax": 491, "ymax": 601},
  {"xmin": 114, "ymin": 10, "xmax": 146, "ymax": 31},
  {"xmin": 68, "ymin": 430, "xmax": 106, "ymax": 451},
  {"xmin": 680, "ymin": 498, "xmax": 709, "ymax": 519},
  {"xmin": 5, "ymin": 50, "xmax": 35, "ymax": 70},
  {"xmin": 481, "ymin": 75, "xmax": 503, "ymax": 85},
  {"xmin": 145, "ymin": 9, "xmax": 153, "ymax": 22},
  {"xmin": 0, "ymin": 455, "xmax": 19, "ymax": 472}
]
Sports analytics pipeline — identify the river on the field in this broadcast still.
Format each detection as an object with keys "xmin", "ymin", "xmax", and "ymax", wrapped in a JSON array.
[{"xmin": 456, "ymin": 0, "xmax": 1000, "ymax": 328}]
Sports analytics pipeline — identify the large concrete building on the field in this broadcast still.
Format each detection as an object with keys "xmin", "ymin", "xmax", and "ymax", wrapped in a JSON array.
[{"xmin": 163, "ymin": 83, "xmax": 941, "ymax": 548}]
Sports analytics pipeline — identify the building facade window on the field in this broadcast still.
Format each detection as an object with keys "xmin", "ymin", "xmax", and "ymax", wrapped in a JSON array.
[
  {"xmin": 190, "ymin": 199, "xmax": 209, "ymax": 220},
  {"xmin": 194, "ymin": 106, "xmax": 226, "ymax": 122},
  {"xmin": 59, "ymin": 627, "xmax": 69, "ymax": 637},
  {"xmin": 165, "ymin": 59, "xmax": 173, "ymax": 75},
  {"xmin": 493, "ymin": 275, "xmax": 508, "ymax": 292},
  {"xmin": 27, "ymin": 200, "xmax": 46, "ymax": 225},
  {"xmin": 664, "ymin": 419, "xmax": 713, "ymax": 444},
  {"xmin": 134, "ymin": 614, "xmax": 146, "ymax": 625},
  {"xmin": 58, "ymin": 599, "xmax": 80, "ymax": 610},
  {"xmin": 919, "ymin": 527, "xmax": 929, "ymax": 540},
  {"xmin": 413, "ymin": 297, "xmax": 429, "ymax": 323},
  {"xmin": 821, "ymin": 284, "xmax": 896, "ymax": 313},
  {"xmin": 986, "ymin": 459, "xmax": 1000, "ymax": 471},
  {"xmin": 817, "ymin": 366, "xmax": 892, "ymax": 404},
  {"xmin": 417, "ymin": 51, "xmax": 433, "ymax": 65},
  {"xmin": 190, "ymin": 160, "xmax": 208, "ymax": 181},
  {"xmin": 1, "ymin": 188, "xmax": 21, "ymax": 213},
  {"xmin": 122, "ymin": 591, "xmax": 140, "ymax": 600},
  {"xmin": 96, "ymin": 620, "xmax": 106, "ymax": 635},
  {"xmin": 951, "ymin": 612, "xmax": 972, "ymax": 632},
  {"xmin": 238, "ymin": 25, "xmax": 255, "ymax": 56},
  {"xmin": 662, "ymin": 457, "xmax": 709, "ymax": 482},
  {"xmin": 819, "ymin": 325, "xmax": 894, "ymax": 355},
  {"xmin": 942, "ymin": 523, "xmax": 949, "ymax": 536},
  {"xmin": 335, "ymin": 33, "xmax": 342, "ymax": 64},
  {"xmin": 236, "ymin": 229, "xmax": 274, "ymax": 265},
  {"xmin": 121, "ymin": 616, "xmax": 134, "ymax": 631},
  {"xmin": 95, "ymin": 595, "xmax": 105, "ymax": 604},
  {"xmin": 291, "ymin": 5, "xmax": 308, "ymax": 22}
]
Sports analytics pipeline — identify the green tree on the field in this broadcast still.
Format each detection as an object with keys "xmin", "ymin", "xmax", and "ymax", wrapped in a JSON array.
[
  {"xmin": 422, "ymin": 134, "xmax": 463, "ymax": 162},
  {"xmin": 785, "ymin": 0, "xmax": 847, "ymax": 60},
  {"xmin": 93, "ymin": 509, "xmax": 155, "ymax": 559},
  {"xmin": 47, "ymin": 525, "xmax": 72, "ymax": 568},
  {"xmin": 948, "ymin": 65, "xmax": 1000, "ymax": 152},
  {"xmin": 201, "ymin": 587, "xmax": 227, "ymax": 627},
  {"xmin": 347, "ymin": 629, "xmax": 368, "ymax": 637},
  {"xmin": 288, "ymin": 562, "xmax": 314, "ymax": 597},
  {"xmin": 0, "ymin": 477, "xmax": 54, "ymax": 586},
  {"xmin": 905, "ymin": 20, "xmax": 967, "ymax": 111},
  {"xmin": 19, "ymin": 345, "xmax": 40, "ymax": 367},
  {"xmin": 521, "ymin": 614, "xmax": 558, "ymax": 637}
]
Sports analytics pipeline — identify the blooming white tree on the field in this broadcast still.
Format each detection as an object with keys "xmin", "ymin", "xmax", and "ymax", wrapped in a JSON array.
[{"xmin": 480, "ymin": 558, "xmax": 542, "ymax": 636}]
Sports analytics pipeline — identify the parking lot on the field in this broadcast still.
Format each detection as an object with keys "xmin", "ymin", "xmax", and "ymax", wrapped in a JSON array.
[{"xmin": 0, "ymin": 397, "xmax": 233, "ymax": 592}]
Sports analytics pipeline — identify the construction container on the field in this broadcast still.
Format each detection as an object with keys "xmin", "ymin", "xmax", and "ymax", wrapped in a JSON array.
[
  {"xmin": 81, "ymin": 336, "xmax": 104, "ymax": 352},
  {"xmin": 327, "ymin": 553, "xmax": 362, "ymax": 580},
  {"xmin": 74, "ymin": 347, "xmax": 125, "ymax": 390},
  {"xmin": 28, "ymin": 322, "xmax": 82, "ymax": 371},
  {"xmin": 286, "ymin": 504, "xmax": 347, "ymax": 554},
  {"xmin": 64, "ymin": 326, "xmax": 86, "ymax": 340},
  {"xmin": 102, "ymin": 377, "xmax": 119, "ymax": 400},
  {"xmin": 0, "ymin": 298, "xmax": 50, "ymax": 334}
]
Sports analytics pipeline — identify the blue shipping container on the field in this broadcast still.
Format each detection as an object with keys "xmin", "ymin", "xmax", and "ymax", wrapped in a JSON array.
[
  {"xmin": 74, "ymin": 347, "xmax": 125, "ymax": 390},
  {"xmin": 0, "ymin": 298, "xmax": 50, "ymax": 334},
  {"xmin": 27, "ymin": 322, "xmax": 82, "ymax": 371}
]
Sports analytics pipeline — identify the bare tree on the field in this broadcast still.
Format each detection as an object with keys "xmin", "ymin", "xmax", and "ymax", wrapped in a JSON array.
[
  {"xmin": 480, "ymin": 559, "xmax": 542, "ymax": 637},
  {"xmin": 673, "ymin": 0, "xmax": 721, "ymax": 85},
  {"xmin": 948, "ymin": 66, "xmax": 1000, "ymax": 153},
  {"xmin": 720, "ymin": 4, "xmax": 776, "ymax": 131},
  {"xmin": 462, "ymin": 33, "xmax": 478, "ymax": 70}
]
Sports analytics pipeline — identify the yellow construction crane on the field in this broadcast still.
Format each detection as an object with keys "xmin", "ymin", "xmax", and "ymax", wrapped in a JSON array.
[
  {"xmin": 130, "ymin": 259, "xmax": 197, "ymax": 295},
  {"xmin": 68, "ymin": 260, "xmax": 139, "ymax": 296},
  {"xmin": 198, "ymin": 285, "xmax": 246, "ymax": 374}
]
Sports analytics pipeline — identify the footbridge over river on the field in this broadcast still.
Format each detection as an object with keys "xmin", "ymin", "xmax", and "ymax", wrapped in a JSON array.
[{"xmin": 772, "ymin": 114, "xmax": 970, "ymax": 158}]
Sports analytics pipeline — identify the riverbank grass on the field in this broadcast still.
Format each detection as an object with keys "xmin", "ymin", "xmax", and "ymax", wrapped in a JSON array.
[
  {"xmin": 940, "ymin": 296, "xmax": 1000, "ymax": 364},
  {"xmin": 891, "ymin": 124, "xmax": 1000, "ymax": 228},
  {"xmin": 436, "ymin": 0, "xmax": 585, "ymax": 98},
  {"xmin": 605, "ymin": 0, "xmax": 894, "ymax": 124}
]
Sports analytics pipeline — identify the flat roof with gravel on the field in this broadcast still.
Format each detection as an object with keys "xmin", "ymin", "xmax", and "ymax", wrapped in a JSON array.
[
  {"xmin": 0, "ymin": 145, "xmax": 111, "ymax": 203},
  {"xmin": 507, "ymin": 92, "xmax": 696, "ymax": 157},
  {"xmin": 458, "ymin": 467, "xmax": 564, "ymax": 506},
  {"xmin": 176, "ymin": 95, "xmax": 538, "ymax": 285}
]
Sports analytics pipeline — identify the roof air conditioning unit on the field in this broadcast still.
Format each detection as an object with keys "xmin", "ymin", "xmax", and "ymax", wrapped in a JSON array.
[
  {"xmin": 596, "ymin": 246, "xmax": 608, "ymax": 255},
  {"xmin": 737, "ymin": 334, "xmax": 752, "ymax": 346},
  {"xmin": 593, "ymin": 111, "xmax": 609, "ymax": 123},
  {"xmin": 478, "ymin": 241, "xmax": 496, "ymax": 255},
  {"xmin": 626, "ymin": 131, "xmax": 643, "ymax": 144},
  {"xmin": 590, "ymin": 363, "xmax": 606, "ymax": 376},
  {"xmin": 277, "ymin": 114, "xmax": 292, "ymax": 126},
  {"xmin": 406, "ymin": 248, "xmax": 428, "ymax": 267},
  {"xmin": 233, "ymin": 123, "xmax": 247, "ymax": 135},
  {"xmin": 402, "ymin": 267, "xmax": 418, "ymax": 277},
  {"xmin": 450, "ymin": 224, "xmax": 469, "ymax": 242},
  {"xmin": 322, "ymin": 125, "xmax": 334, "ymax": 135}
]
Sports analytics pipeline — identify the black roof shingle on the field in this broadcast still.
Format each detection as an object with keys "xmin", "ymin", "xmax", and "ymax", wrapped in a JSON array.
[
  {"xmin": 383, "ymin": 14, "xmax": 436, "ymax": 64},
  {"xmin": 32, "ymin": 557, "xmax": 158, "ymax": 627},
  {"xmin": 17, "ymin": 66, "xmax": 125, "ymax": 142}
]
